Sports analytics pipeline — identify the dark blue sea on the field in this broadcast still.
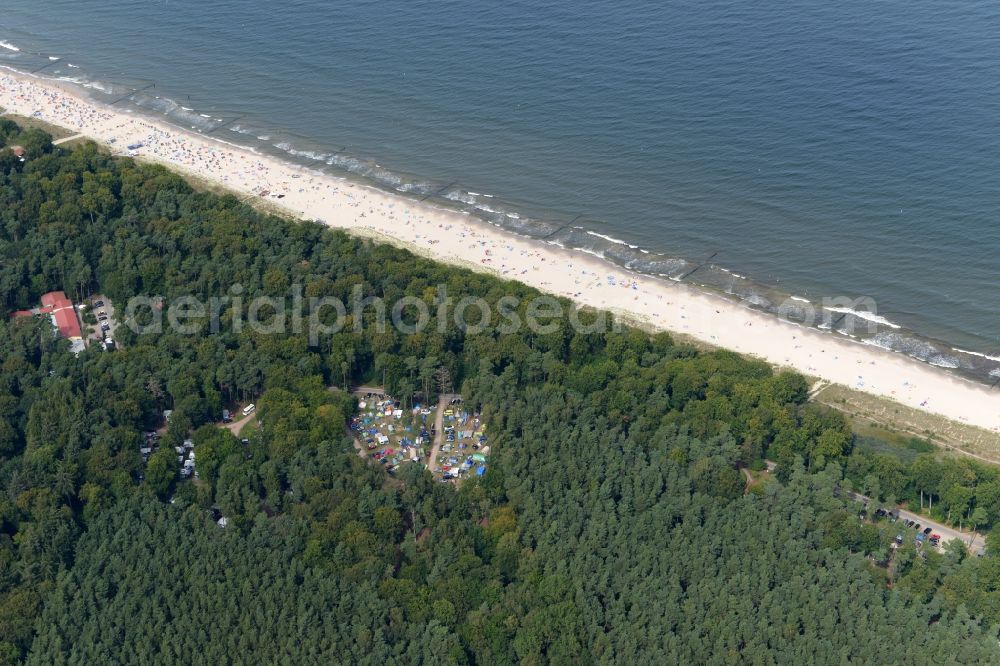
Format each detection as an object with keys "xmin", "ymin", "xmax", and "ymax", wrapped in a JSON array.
[{"xmin": 3, "ymin": 0, "xmax": 1000, "ymax": 378}]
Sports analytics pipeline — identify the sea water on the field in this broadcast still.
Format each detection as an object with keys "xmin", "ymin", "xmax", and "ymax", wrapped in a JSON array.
[{"xmin": 2, "ymin": 0, "xmax": 999, "ymax": 380}]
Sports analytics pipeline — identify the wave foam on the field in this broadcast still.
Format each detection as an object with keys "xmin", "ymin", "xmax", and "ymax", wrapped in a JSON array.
[
  {"xmin": 743, "ymin": 293, "xmax": 772, "ymax": 308},
  {"xmin": 444, "ymin": 190, "xmax": 478, "ymax": 205},
  {"xmin": 952, "ymin": 348, "xmax": 1000, "ymax": 363},
  {"xmin": 81, "ymin": 80, "xmax": 113, "ymax": 94},
  {"xmin": 0, "ymin": 41, "xmax": 20, "ymax": 52},
  {"xmin": 867, "ymin": 332, "xmax": 969, "ymax": 371},
  {"xmin": 825, "ymin": 306, "xmax": 900, "ymax": 329},
  {"xmin": 928, "ymin": 356, "xmax": 960, "ymax": 369},
  {"xmin": 586, "ymin": 230, "xmax": 640, "ymax": 249}
]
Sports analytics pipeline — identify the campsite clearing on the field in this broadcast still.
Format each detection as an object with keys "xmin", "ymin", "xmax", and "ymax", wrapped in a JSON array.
[{"xmin": 350, "ymin": 393, "xmax": 432, "ymax": 473}]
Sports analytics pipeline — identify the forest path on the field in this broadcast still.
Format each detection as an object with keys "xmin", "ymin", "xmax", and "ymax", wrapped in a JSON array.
[
  {"xmin": 53, "ymin": 133, "xmax": 84, "ymax": 145},
  {"xmin": 224, "ymin": 411, "xmax": 255, "ymax": 436}
]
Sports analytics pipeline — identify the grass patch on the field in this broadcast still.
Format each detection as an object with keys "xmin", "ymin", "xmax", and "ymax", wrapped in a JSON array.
[
  {"xmin": 236, "ymin": 418, "xmax": 260, "ymax": 438},
  {"xmin": 853, "ymin": 434, "xmax": 931, "ymax": 465},
  {"xmin": 854, "ymin": 421, "xmax": 935, "ymax": 453},
  {"xmin": 3, "ymin": 113, "xmax": 75, "ymax": 141},
  {"xmin": 816, "ymin": 383, "xmax": 1000, "ymax": 465}
]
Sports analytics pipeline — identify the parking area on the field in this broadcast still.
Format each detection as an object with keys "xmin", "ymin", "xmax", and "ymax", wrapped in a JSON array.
[
  {"xmin": 861, "ymin": 507, "xmax": 945, "ymax": 550},
  {"xmin": 851, "ymin": 492, "xmax": 983, "ymax": 555},
  {"xmin": 83, "ymin": 294, "xmax": 118, "ymax": 350}
]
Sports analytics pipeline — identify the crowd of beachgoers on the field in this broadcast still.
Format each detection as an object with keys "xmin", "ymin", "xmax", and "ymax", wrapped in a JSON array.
[{"xmin": 2, "ymin": 69, "xmax": 999, "ymax": 431}]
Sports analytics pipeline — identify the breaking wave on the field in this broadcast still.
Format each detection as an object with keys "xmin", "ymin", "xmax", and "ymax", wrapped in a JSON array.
[{"xmin": 825, "ymin": 307, "xmax": 900, "ymax": 329}]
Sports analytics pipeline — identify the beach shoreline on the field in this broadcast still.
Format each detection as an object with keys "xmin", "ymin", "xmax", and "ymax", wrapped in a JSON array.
[{"xmin": 3, "ymin": 66, "xmax": 1000, "ymax": 432}]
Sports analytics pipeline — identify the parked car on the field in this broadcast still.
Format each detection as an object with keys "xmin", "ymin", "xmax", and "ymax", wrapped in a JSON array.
[
  {"xmin": 923, "ymin": 527, "xmax": 932, "ymax": 535},
  {"xmin": 95, "ymin": 300, "xmax": 104, "ymax": 307},
  {"xmin": 914, "ymin": 524, "xmax": 921, "ymax": 531}
]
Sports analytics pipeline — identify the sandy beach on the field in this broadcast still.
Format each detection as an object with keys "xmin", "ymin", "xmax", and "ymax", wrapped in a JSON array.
[{"xmin": 2, "ymin": 67, "xmax": 999, "ymax": 432}]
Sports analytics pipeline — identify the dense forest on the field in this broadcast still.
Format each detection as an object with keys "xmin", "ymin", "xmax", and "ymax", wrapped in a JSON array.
[{"xmin": 2, "ymin": 120, "xmax": 1000, "ymax": 663}]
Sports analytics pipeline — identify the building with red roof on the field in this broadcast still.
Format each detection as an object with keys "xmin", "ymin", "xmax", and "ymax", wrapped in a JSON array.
[
  {"xmin": 52, "ymin": 306, "xmax": 83, "ymax": 340},
  {"xmin": 40, "ymin": 290, "xmax": 72, "ymax": 310},
  {"xmin": 9, "ymin": 291, "xmax": 86, "ymax": 353},
  {"xmin": 41, "ymin": 292, "xmax": 83, "ymax": 342}
]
